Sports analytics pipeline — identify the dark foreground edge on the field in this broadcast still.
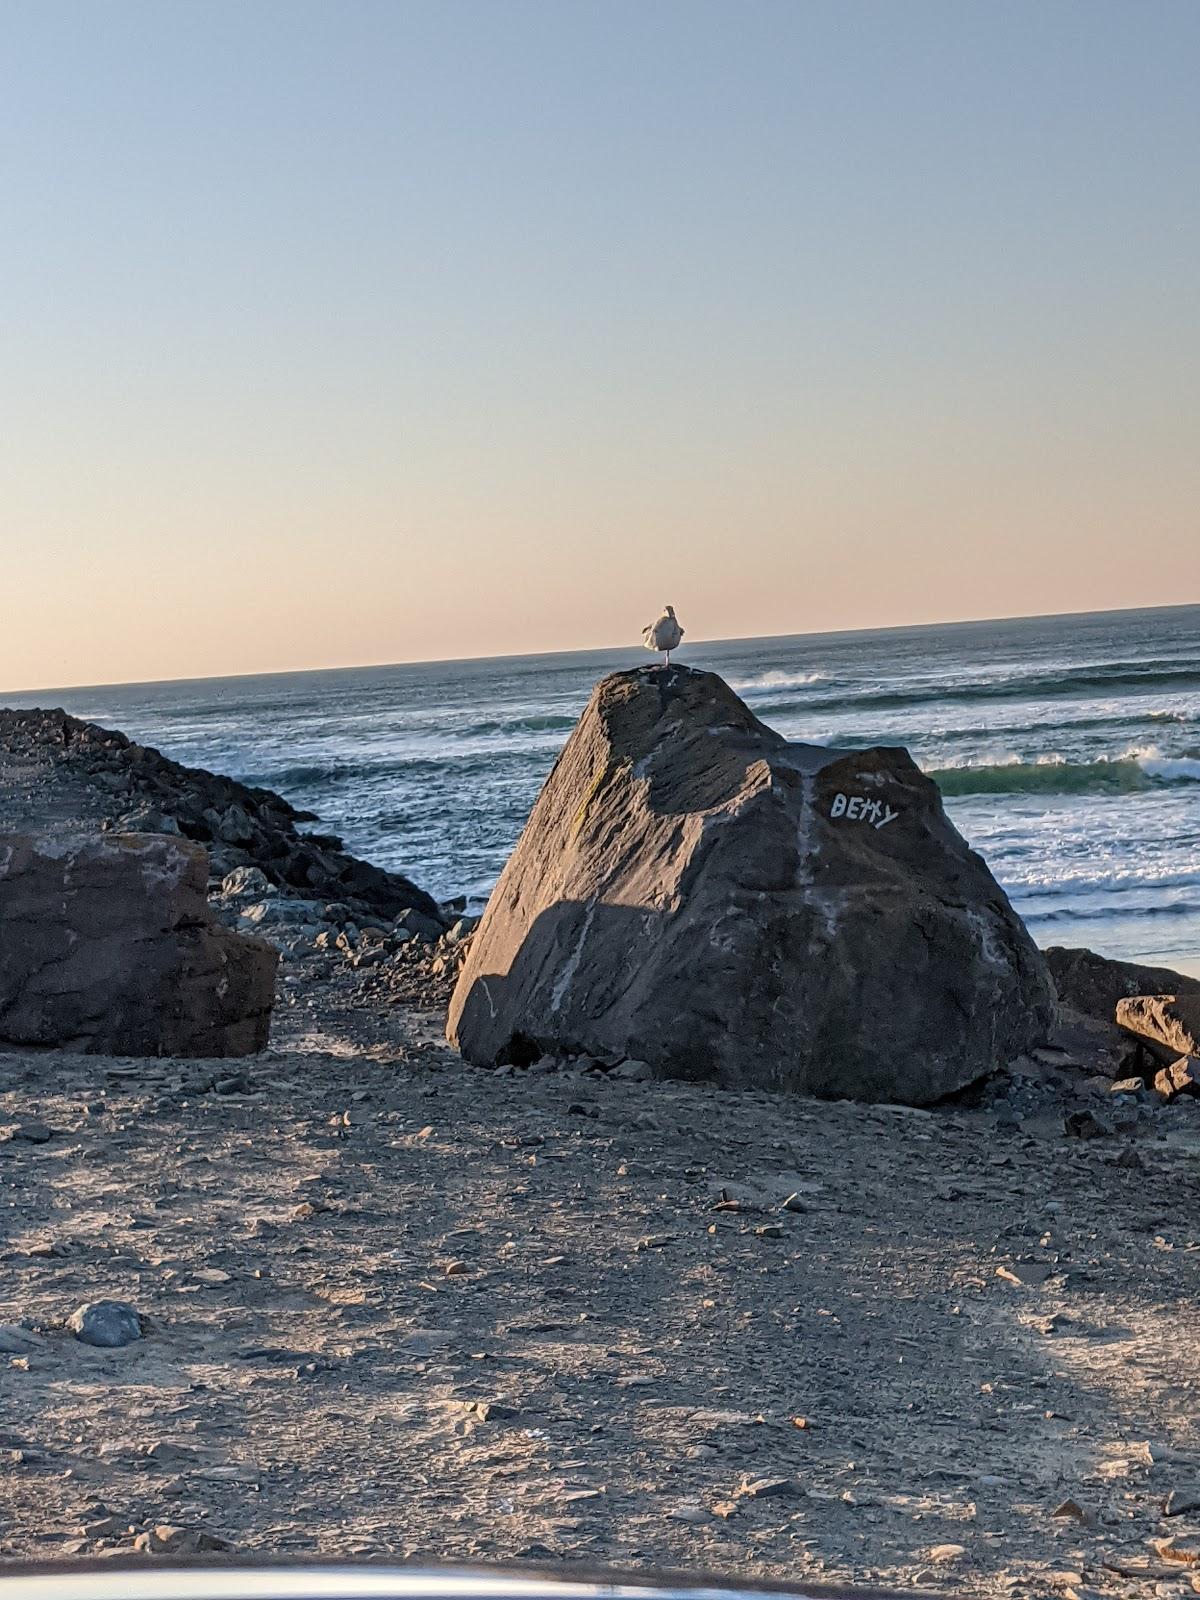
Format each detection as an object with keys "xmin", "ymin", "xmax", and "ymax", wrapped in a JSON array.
[{"xmin": 0, "ymin": 1561, "xmax": 941, "ymax": 1600}]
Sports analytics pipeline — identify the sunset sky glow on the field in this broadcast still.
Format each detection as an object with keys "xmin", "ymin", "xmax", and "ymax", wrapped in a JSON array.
[{"xmin": 3, "ymin": 0, "xmax": 1198, "ymax": 692}]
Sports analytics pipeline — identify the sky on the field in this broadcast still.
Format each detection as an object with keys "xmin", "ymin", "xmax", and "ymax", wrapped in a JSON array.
[{"xmin": 2, "ymin": 0, "xmax": 1198, "ymax": 692}]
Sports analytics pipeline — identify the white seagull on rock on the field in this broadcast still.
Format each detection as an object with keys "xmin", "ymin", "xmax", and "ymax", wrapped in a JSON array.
[{"xmin": 642, "ymin": 605, "xmax": 684, "ymax": 665}]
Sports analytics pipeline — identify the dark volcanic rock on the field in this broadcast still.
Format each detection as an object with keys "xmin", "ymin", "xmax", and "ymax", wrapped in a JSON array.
[
  {"xmin": 1045, "ymin": 946, "xmax": 1200, "ymax": 1023},
  {"xmin": 0, "ymin": 832, "xmax": 276, "ymax": 1056},
  {"xmin": 448, "ymin": 666, "xmax": 1057, "ymax": 1104},
  {"xmin": 0, "ymin": 708, "xmax": 439, "ymax": 924}
]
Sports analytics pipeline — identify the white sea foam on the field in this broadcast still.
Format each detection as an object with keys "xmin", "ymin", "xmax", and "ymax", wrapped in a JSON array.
[
  {"xmin": 729, "ymin": 669, "xmax": 828, "ymax": 691},
  {"xmin": 1125, "ymin": 744, "xmax": 1200, "ymax": 782}
]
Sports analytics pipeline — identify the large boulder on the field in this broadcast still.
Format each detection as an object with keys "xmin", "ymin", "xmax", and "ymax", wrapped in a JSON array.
[
  {"xmin": 0, "ymin": 833, "xmax": 277, "ymax": 1056},
  {"xmin": 447, "ymin": 667, "xmax": 1057, "ymax": 1104},
  {"xmin": 1045, "ymin": 945, "xmax": 1200, "ymax": 1023}
]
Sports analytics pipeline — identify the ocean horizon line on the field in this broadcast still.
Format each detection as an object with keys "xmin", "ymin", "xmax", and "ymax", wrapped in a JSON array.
[{"xmin": 5, "ymin": 599, "xmax": 1198, "ymax": 703}]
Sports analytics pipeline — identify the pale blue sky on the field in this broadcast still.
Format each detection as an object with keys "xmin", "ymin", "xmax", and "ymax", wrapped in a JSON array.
[{"xmin": 2, "ymin": 0, "xmax": 1197, "ymax": 689}]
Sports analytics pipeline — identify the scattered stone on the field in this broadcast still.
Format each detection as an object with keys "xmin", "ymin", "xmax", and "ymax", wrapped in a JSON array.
[
  {"xmin": 0, "ymin": 1325, "xmax": 43, "ymax": 1354},
  {"xmin": 1165, "ymin": 1490, "xmax": 1200, "ymax": 1518},
  {"xmin": 1103, "ymin": 1559, "xmax": 1189, "ymax": 1579},
  {"xmin": 1142, "ymin": 1442, "xmax": 1194, "ymax": 1466},
  {"xmin": 395, "ymin": 907, "xmax": 444, "ymax": 944},
  {"xmin": 67, "ymin": 1301, "xmax": 142, "ymax": 1349},
  {"xmin": 464, "ymin": 1400, "xmax": 519, "ymax": 1422},
  {"xmin": 1034, "ymin": 1313, "xmax": 1076, "ymax": 1335},
  {"xmin": 143, "ymin": 1441, "xmax": 198, "ymax": 1466},
  {"xmin": 1155, "ymin": 1058, "xmax": 1200, "ymax": 1101},
  {"xmin": 738, "ymin": 1477, "xmax": 803, "ymax": 1500},
  {"xmin": 1, "ymin": 1120, "xmax": 55, "ymax": 1144},
  {"xmin": 1052, "ymin": 1498, "xmax": 1091, "ymax": 1523},
  {"xmin": 132, "ymin": 1524, "xmax": 232, "ymax": 1555},
  {"xmin": 929, "ymin": 1543, "xmax": 967, "ymax": 1563},
  {"xmin": 220, "ymin": 865, "xmax": 275, "ymax": 900},
  {"xmin": 608, "ymin": 1059, "xmax": 653, "ymax": 1082},
  {"xmin": 1065, "ymin": 1109, "xmax": 1114, "ymax": 1139},
  {"xmin": 1155, "ymin": 1537, "xmax": 1200, "ymax": 1565},
  {"xmin": 996, "ymin": 1262, "xmax": 1056, "ymax": 1288},
  {"xmin": 671, "ymin": 1503, "xmax": 709, "ymax": 1524},
  {"xmin": 81, "ymin": 1516, "xmax": 125, "ymax": 1538}
]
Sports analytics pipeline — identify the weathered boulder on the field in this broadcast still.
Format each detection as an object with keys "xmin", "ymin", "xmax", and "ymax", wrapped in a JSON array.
[
  {"xmin": 448, "ymin": 667, "xmax": 1057, "ymax": 1103},
  {"xmin": 1045, "ymin": 946, "xmax": 1200, "ymax": 1023},
  {"xmin": 1116, "ymin": 994, "xmax": 1200, "ymax": 1060},
  {"xmin": 0, "ymin": 833, "xmax": 277, "ymax": 1056}
]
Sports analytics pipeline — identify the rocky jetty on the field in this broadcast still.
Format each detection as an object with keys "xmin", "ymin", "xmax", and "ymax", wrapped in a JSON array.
[
  {"xmin": 0, "ymin": 707, "xmax": 439, "ymax": 922},
  {"xmin": 449, "ymin": 665, "xmax": 1057, "ymax": 1103},
  {"xmin": 0, "ymin": 833, "xmax": 276, "ymax": 1056}
]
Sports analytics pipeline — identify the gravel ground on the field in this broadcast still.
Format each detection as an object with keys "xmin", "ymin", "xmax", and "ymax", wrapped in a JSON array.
[{"xmin": 4, "ymin": 974, "xmax": 1200, "ymax": 1599}]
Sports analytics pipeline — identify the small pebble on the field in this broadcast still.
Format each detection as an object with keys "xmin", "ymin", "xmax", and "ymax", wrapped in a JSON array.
[
  {"xmin": 929, "ymin": 1544, "xmax": 967, "ymax": 1564},
  {"xmin": 67, "ymin": 1301, "xmax": 142, "ymax": 1349}
]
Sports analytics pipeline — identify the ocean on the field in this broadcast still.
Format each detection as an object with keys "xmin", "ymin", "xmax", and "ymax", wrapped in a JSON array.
[{"xmin": 8, "ymin": 605, "xmax": 1200, "ymax": 974}]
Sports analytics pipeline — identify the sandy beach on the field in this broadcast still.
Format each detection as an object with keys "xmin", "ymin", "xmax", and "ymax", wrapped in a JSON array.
[{"xmin": 6, "ymin": 965, "xmax": 1200, "ymax": 1597}]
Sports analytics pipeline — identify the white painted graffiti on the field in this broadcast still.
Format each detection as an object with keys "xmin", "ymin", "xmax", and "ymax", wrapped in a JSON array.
[{"xmin": 830, "ymin": 792, "xmax": 900, "ymax": 829}]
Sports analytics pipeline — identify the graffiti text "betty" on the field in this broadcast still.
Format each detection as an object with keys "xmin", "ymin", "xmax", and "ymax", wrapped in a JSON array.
[{"xmin": 830, "ymin": 793, "xmax": 899, "ymax": 829}]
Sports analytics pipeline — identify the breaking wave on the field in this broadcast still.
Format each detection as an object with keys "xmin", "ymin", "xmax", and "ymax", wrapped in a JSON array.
[
  {"xmin": 752, "ymin": 658, "xmax": 1200, "ymax": 719},
  {"xmin": 930, "ymin": 748, "xmax": 1200, "ymax": 796}
]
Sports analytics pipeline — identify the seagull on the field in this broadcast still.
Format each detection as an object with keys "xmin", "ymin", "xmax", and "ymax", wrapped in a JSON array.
[{"xmin": 642, "ymin": 605, "xmax": 684, "ymax": 666}]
